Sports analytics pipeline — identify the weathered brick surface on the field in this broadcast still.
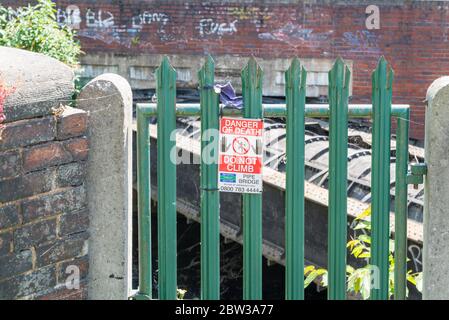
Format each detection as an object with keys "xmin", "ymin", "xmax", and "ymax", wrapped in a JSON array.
[
  {"xmin": 14, "ymin": 218, "xmax": 57, "ymax": 251},
  {"xmin": 63, "ymin": 137, "xmax": 89, "ymax": 162},
  {"xmin": 0, "ymin": 170, "xmax": 53, "ymax": 203},
  {"xmin": 3, "ymin": 100, "xmax": 62, "ymax": 124},
  {"xmin": 0, "ymin": 117, "xmax": 55, "ymax": 151},
  {"xmin": 0, "ymin": 150, "xmax": 21, "ymax": 179},
  {"xmin": 23, "ymin": 141, "xmax": 72, "ymax": 172},
  {"xmin": 0, "ymin": 265, "xmax": 56, "ymax": 299},
  {"xmin": 56, "ymin": 107, "xmax": 88, "ymax": 140},
  {"xmin": 57, "ymin": 255, "xmax": 89, "ymax": 285},
  {"xmin": 36, "ymin": 232, "xmax": 88, "ymax": 268},
  {"xmin": 0, "ymin": 204, "xmax": 20, "ymax": 229},
  {"xmin": 0, "ymin": 250, "xmax": 33, "ymax": 280},
  {"xmin": 1, "ymin": 48, "xmax": 89, "ymax": 299},
  {"xmin": 36, "ymin": 281, "xmax": 88, "ymax": 300},
  {"xmin": 56, "ymin": 162, "xmax": 87, "ymax": 187},
  {"xmin": 21, "ymin": 186, "xmax": 87, "ymax": 223},
  {"xmin": 59, "ymin": 209, "xmax": 89, "ymax": 236},
  {"xmin": 0, "ymin": 232, "xmax": 12, "ymax": 256}
]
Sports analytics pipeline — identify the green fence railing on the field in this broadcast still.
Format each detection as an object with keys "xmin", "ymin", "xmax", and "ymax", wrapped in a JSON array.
[{"xmin": 132, "ymin": 55, "xmax": 410, "ymax": 300}]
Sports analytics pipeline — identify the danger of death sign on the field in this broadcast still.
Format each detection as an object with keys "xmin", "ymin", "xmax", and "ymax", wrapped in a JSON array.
[{"xmin": 218, "ymin": 117, "xmax": 263, "ymax": 194}]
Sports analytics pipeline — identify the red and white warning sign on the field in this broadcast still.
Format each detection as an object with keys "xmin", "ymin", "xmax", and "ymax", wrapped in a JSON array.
[{"xmin": 218, "ymin": 117, "xmax": 263, "ymax": 194}]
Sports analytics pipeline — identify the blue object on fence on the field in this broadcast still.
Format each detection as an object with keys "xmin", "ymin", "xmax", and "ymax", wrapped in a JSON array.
[{"xmin": 214, "ymin": 82, "xmax": 243, "ymax": 109}]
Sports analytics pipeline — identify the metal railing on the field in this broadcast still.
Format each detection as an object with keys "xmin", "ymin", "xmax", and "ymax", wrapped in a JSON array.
[{"xmin": 132, "ymin": 55, "xmax": 410, "ymax": 300}]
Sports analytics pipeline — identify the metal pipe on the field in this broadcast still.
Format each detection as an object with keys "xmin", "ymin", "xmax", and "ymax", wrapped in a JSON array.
[
  {"xmin": 137, "ymin": 103, "xmax": 410, "ymax": 118},
  {"xmin": 134, "ymin": 106, "xmax": 152, "ymax": 300},
  {"xmin": 394, "ymin": 108, "xmax": 410, "ymax": 300}
]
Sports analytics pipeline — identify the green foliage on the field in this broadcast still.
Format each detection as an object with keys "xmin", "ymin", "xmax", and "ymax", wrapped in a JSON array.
[
  {"xmin": 0, "ymin": 0, "xmax": 81, "ymax": 66},
  {"xmin": 177, "ymin": 289, "xmax": 187, "ymax": 300},
  {"xmin": 305, "ymin": 206, "xmax": 422, "ymax": 299}
]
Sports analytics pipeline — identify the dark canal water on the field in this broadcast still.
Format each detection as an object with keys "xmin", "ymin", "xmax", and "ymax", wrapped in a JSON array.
[{"xmin": 132, "ymin": 201, "xmax": 326, "ymax": 300}]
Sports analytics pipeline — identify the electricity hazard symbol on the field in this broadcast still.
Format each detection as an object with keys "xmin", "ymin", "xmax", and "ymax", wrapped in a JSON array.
[{"xmin": 218, "ymin": 117, "xmax": 263, "ymax": 194}]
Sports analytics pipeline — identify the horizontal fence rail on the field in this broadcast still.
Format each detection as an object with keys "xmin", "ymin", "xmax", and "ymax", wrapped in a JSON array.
[
  {"xmin": 133, "ymin": 55, "xmax": 410, "ymax": 301},
  {"xmin": 136, "ymin": 103, "xmax": 410, "ymax": 118}
]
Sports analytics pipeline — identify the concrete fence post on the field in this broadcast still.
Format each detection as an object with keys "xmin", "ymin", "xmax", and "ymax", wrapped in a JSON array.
[
  {"xmin": 423, "ymin": 76, "xmax": 449, "ymax": 299},
  {"xmin": 77, "ymin": 74, "xmax": 133, "ymax": 300}
]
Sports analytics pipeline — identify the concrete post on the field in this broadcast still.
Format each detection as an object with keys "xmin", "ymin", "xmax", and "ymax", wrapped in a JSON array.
[
  {"xmin": 77, "ymin": 74, "xmax": 133, "ymax": 300},
  {"xmin": 423, "ymin": 76, "xmax": 449, "ymax": 299}
]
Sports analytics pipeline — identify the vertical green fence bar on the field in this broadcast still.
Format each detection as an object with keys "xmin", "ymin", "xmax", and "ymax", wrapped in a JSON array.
[
  {"xmin": 199, "ymin": 55, "xmax": 220, "ymax": 300},
  {"xmin": 242, "ymin": 57, "xmax": 263, "ymax": 300},
  {"xmin": 135, "ymin": 108, "xmax": 152, "ymax": 300},
  {"xmin": 327, "ymin": 58, "xmax": 350, "ymax": 300},
  {"xmin": 156, "ymin": 56, "xmax": 177, "ymax": 300},
  {"xmin": 285, "ymin": 58, "xmax": 307, "ymax": 300},
  {"xmin": 394, "ymin": 110, "xmax": 409, "ymax": 300},
  {"xmin": 370, "ymin": 57, "xmax": 393, "ymax": 300}
]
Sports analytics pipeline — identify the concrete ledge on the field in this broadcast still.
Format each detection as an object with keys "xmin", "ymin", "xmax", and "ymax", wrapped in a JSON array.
[{"xmin": 0, "ymin": 46, "xmax": 74, "ymax": 123}]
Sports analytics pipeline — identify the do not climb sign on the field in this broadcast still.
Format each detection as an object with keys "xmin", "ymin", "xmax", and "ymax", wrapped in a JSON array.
[{"xmin": 218, "ymin": 117, "xmax": 263, "ymax": 194}]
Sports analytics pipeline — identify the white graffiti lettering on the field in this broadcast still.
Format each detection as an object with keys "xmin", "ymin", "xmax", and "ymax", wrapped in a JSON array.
[
  {"xmin": 131, "ymin": 12, "xmax": 169, "ymax": 29},
  {"xmin": 198, "ymin": 19, "xmax": 238, "ymax": 37},
  {"xmin": 57, "ymin": 5, "xmax": 82, "ymax": 29},
  {"xmin": 86, "ymin": 9, "xmax": 115, "ymax": 29}
]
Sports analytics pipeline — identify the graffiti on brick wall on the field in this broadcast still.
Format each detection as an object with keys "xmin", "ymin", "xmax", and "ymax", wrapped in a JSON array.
[
  {"xmin": 197, "ymin": 18, "xmax": 238, "ymax": 37},
  {"xmin": 343, "ymin": 30, "xmax": 380, "ymax": 51},
  {"xmin": 131, "ymin": 11, "xmax": 172, "ymax": 41},
  {"xmin": 131, "ymin": 12, "xmax": 169, "ymax": 29},
  {"xmin": 229, "ymin": 6, "xmax": 271, "ymax": 30},
  {"xmin": 56, "ymin": 4, "xmax": 174, "ymax": 45},
  {"xmin": 57, "ymin": 5, "xmax": 82, "ymax": 29},
  {"xmin": 57, "ymin": 5, "xmax": 115, "ymax": 30},
  {"xmin": 85, "ymin": 9, "xmax": 114, "ymax": 29},
  {"xmin": 52, "ymin": 3, "xmax": 383, "ymax": 52},
  {"xmin": 258, "ymin": 22, "xmax": 332, "ymax": 49}
]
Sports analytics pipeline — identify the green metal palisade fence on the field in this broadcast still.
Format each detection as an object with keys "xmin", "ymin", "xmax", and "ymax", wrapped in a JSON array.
[{"xmin": 133, "ymin": 55, "xmax": 410, "ymax": 301}]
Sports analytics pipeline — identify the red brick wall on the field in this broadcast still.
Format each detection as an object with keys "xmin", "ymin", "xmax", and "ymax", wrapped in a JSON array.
[
  {"xmin": 6, "ymin": 0, "xmax": 447, "ymax": 139},
  {"xmin": 0, "ymin": 102, "xmax": 89, "ymax": 299}
]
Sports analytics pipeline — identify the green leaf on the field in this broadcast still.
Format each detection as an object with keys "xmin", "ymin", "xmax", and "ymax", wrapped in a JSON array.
[
  {"xmin": 358, "ymin": 234, "xmax": 371, "ymax": 244},
  {"xmin": 321, "ymin": 272, "xmax": 328, "ymax": 287},
  {"xmin": 415, "ymin": 273, "xmax": 423, "ymax": 292},
  {"xmin": 346, "ymin": 265, "xmax": 355, "ymax": 274},
  {"xmin": 358, "ymin": 252, "xmax": 371, "ymax": 259},
  {"xmin": 356, "ymin": 206, "xmax": 371, "ymax": 220},
  {"xmin": 354, "ymin": 220, "xmax": 371, "ymax": 230},
  {"xmin": 304, "ymin": 270, "xmax": 319, "ymax": 288},
  {"xmin": 347, "ymin": 239, "xmax": 360, "ymax": 249},
  {"xmin": 407, "ymin": 274, "xmax": 417, "ymax": 286},
  {"xmin": 304, "ymin": 265, "xmax": 315, "ymax": 275}
]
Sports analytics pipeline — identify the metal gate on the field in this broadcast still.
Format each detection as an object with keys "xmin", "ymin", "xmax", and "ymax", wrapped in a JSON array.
[{"xmin": 132, "ymin": 55, "xmax": 412, "ymax": 300}]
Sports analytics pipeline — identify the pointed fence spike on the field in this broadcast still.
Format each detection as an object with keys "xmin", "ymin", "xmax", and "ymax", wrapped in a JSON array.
[
  {"xmin": 327, "ymin": 57, "xmax": 349, "ymax": 300},
  {"xmin": 285, "ymin": 57, "xmax": 306, "ymax": 300},
  {"xmin": 156, "ymin": 56, "xmax": 177, "ymax": 300},
  {"xmin": 370, "ymin": 55, "xmax": 393, "ymax": 300}
]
